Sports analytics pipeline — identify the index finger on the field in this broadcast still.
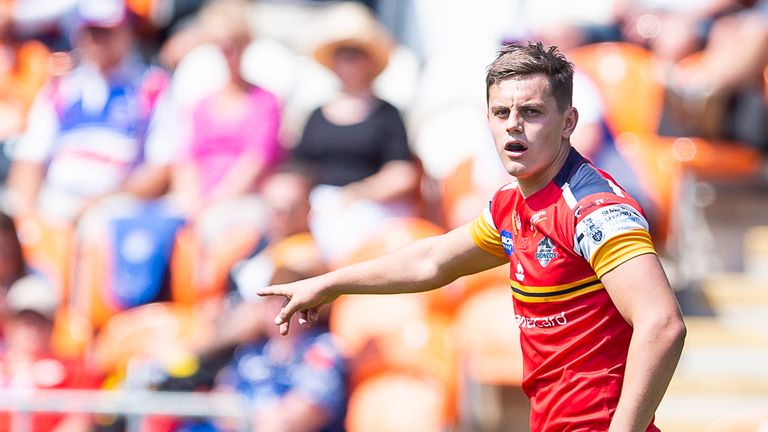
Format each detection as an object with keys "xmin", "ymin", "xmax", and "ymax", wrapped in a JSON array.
[{"xmin": 255, "ymin": 284, "xmax": 290, "ymax": 298}]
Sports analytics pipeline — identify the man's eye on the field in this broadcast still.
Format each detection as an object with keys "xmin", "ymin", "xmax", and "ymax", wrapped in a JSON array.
[
  {"xmin": 524, "ymin": 108, "xmax": 540, "ymax": 115},
  {"xmin": 494, "ymin": 110, "xmax": 509, "ymax": 117}
]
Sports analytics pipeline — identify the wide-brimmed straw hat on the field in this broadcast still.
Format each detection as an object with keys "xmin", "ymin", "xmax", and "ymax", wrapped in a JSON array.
[{"xmin": 311, "ymin": 2, "xmax": 393, "ymax": 78}]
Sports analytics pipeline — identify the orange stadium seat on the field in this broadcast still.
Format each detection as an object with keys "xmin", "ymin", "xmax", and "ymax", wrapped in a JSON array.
[
  {"xmin": 349, "ymin": 313, "xmax": 459, "ymax": 421},
  {"xmin": 51, "ymin": 306, "xmax": 93, "ymax": 360},
  {"xmin": 14, "ymin": 214, "xmax": 74, "ymax": 301},
  {"xmin": 346, "ymin": 371, "xmax": 448, "ymax": 432},
  {"xmin": 567, "ymin": 42, "xmax": 665, "ymax": 137},
  {"xmin": 70, "ymin": 232, "xmax": 120, "ymax": 330},
  {"xmin": 92, "ymin": 302, "xmax": 213, "ymax": 377},
  {"xmin": 330, "ymin": 293, "xmax": 430, "ymax": 358},
  {"xmin": 440, "ymin": 157, "xmax": 479, "ymax": 229},
  {"xmin": 335, "ymin": 216, "xmax": 465, "ymax": 312},
  {"xmin": 453, "ymin": 284, "xmax": 523, "ymax": 386},
  {"xmin": 170, "ymin": 224, "xmax": 261, "ymax": 305}
]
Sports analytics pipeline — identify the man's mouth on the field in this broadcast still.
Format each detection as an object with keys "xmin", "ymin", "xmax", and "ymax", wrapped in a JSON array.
[{"xmin": 505, "ymin": 141, "xmax": 528, "ymax": 153}]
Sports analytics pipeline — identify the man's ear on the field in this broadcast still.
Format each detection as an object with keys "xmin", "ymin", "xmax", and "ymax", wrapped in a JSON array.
[{"xmin": 562, "ymin": 107, "xmax": 579, "ymax": 139}]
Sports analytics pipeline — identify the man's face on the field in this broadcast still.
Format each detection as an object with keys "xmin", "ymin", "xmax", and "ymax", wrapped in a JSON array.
[
  {"xmin": 77, "ymin": 23, "xmax": 132, "ymax": 72},
  {"xmin": 262, "ymin": 174, "xmax": 311, "ymax": 241},
  {"xmin": 487, "ymin": 73, "xmax": 577, "ymax": 189}
]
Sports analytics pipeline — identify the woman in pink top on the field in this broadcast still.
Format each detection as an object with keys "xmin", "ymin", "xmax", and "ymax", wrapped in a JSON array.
[{"xmin": 173, "ymin": 1, "xmax": 281, "ymax": 219}]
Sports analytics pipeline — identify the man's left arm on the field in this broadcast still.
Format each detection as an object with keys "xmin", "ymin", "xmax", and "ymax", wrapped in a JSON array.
[{"xmin": 601, "ymin": 253, "xmax": 686, "ymax": 432}]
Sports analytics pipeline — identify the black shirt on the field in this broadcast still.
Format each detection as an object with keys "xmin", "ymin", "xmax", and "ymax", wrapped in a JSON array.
[{"xmin": 292, "ymin": 99, "xmax": 413, "ymax": 187}]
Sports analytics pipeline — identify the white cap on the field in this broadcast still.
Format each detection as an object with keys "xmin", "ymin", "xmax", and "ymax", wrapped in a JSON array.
[
  {"xmin": 6, "ymin": 274, "xmax": 59, "ymax": 321},
  {"xmin": 76, "ymin": 0, "xmax": 127, "ymax": 28}
]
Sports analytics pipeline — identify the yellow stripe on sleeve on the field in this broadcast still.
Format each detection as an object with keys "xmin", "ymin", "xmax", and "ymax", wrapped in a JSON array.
[
  {"xmin": 469, "ymin": 214, "xmax": 507, "ymax": 259},
  {"xmin": 591, "ymin": 230, "xmax": 657, "ymax": 278}
]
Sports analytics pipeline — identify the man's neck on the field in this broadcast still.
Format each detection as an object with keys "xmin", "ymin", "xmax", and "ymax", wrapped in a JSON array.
[{"xmin": 517, "ymin": 142, "xmax": 572, "ymax": 198}]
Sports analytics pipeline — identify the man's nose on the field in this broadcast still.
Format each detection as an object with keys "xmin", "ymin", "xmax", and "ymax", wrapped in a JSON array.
[{"xmin": 506, "ymin": 113, "xmax": 523, "ymax": 134}]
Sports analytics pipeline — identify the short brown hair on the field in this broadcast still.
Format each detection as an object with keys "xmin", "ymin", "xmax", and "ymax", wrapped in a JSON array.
[{"xmin": 486, "ymin": 41, "xmax": 574, "ymax": 112}]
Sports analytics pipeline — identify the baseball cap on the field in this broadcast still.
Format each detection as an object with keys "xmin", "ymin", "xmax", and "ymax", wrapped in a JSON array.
[
  {"xmin": 6, "ymin": 274, "xmax": 59, "ymax": 321},
  {"xmin": 76, "ymin": 0, "xmax": 128, "ymax": 29}
]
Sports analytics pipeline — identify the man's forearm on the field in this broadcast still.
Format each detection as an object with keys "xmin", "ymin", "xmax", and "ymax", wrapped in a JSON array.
[
  {"xmin": 320, "ymin": 236, "xmax": 451, "ymax": 297},
  {"xmin": 609, "ymin": 318, "xmax": 686, "ymax": 431}
]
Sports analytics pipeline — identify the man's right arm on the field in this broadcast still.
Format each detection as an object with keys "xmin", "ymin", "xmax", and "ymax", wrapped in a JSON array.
[{"xmin": 257, "ymin": 222, "xmax": 507, "ymax": 335}]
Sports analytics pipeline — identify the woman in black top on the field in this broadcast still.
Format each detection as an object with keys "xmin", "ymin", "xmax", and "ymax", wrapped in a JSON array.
[{"xmin": 291, "ymin": 3, "xmax": 420, "ymax": 261}]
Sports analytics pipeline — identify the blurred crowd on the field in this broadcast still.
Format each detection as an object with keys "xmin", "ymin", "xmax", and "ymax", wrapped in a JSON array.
[{"xmin": 0, "ymin": 0, "xmax": 764, "ymax": 431}]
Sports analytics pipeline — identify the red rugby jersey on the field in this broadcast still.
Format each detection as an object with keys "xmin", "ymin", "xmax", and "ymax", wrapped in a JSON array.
[{"xmin": 470, "ymin": 148, "xmax": 660, "ymax": 432}]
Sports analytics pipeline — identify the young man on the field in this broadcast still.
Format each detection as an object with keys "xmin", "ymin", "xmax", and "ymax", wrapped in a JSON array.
[{"xmin": 257, "ymin": 42, "xmax": 686, "ymax": 432}]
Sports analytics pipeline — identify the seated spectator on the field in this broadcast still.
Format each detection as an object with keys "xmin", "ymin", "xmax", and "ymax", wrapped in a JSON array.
[
  {"xmin": 158, "ymin": 164, "xmax": 326, "ymax": 391},
  {"xmin": 5, "ymin": 0, "xmax": 183, "ymax": 326},
  {"xmin": 211, "ymin": 290, "xmax": 347, "ymax": 432},
  {"xmin": 5, "ymin": 0, "xmax": 174, "ymax": 223},
  {"xmin": 662, "ymin": 1, "xmax": 768, "ymax": 150},
  {"xmin": 0, "ymin": 274, "xmax": 101, "ymax": 432},
  {"xmin": 291, "ymin": 2, "xmax": 420, "ymax": 262},
  {"xmin": 154, "ymin": 166, "xmax": 344, "ymax": 432},
  {"xmin": 170, "ymin": 0, "xmax": 281, "ymax": 247}
]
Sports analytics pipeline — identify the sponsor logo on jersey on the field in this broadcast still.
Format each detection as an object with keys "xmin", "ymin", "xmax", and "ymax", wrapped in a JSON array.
[
  {"xmin": 514, "ymin": 212, "xmax": 522, "ymax": 233},
  {"xmin": 584, "ymin": 217, "xmax": 604, "ymax": 244},
  {"xmin": 530, "ymin": 210, "xmax": 547, "ymax": 232},
  {"xmin": 535, "ymin": 237, "xmax": 557, "ymax": 267},
  {"xmin": 500, "ymin": 230, "xmax": 514, "ymax": 256},
  {"xmin": 574, "ymin": 198, "xmax": 606, "ymax": 218},
  {"xmin": 515, "ymin": 311, "xmax": 568, "ymax": 328}
]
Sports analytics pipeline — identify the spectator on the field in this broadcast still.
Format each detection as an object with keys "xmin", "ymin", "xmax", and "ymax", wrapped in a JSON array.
[
  {"xmin": 5, "ymin": 0, "xmax": 174, "ymax": 223},
  {"xmin": 662, "ymin": 1, "xmax": 768, "ymax": 150},
  {"xmin": 4, "ymin": 0, "xmax": 185, "ymax": 327},
  {"xmin": 212, "ymin": 278, "xmax": 347, "ymax": 432},
  {"xmin": 171, "ymin": 0, "xmax": 281, "ymax": 247},
  {"xmin": 291, "ymin": 2, "xmax": 420, "ymax": 262},
  {"xmin": 0, "ymin": 274, "xmax": 100, "ymax": 432},
  {"xmin": 158, "ymin": 164, "xmax": 326, "ymax": 393},
  {"xmin": 155, "ymin": 166, "xmax": 343, "ymax": 432}
]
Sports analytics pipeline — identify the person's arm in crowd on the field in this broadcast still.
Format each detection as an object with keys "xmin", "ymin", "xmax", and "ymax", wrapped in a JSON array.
[
  {"xmin": 603, "ymin": 253, "xmax": 686, "ymax": 432},
  {"xmin": 120, "ymin": 163, "xmax": 172, "ymax": 199},
  {"xmin": 208, "ymin": 152, "xmax": 267, "ymax": 203},
  {"xmin": 341, "ymin": 159, "xmax": 420, "ymax": 204},
  {"xmin": 5, "ymin": 85, "xmax": 60, "ymax": 217},
  {"xmin": 6, "ymin": 160, "xmax": 44, "ymax": 216},
  {"xmin": 257, "ymin": 223, "xmax": 506, "ymax": 335}
]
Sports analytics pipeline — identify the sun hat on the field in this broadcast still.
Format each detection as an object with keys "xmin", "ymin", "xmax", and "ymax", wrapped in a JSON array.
[
  {"xmin": 6, "ymin": 274, "xmax": 59, "ymax": 321},
  {"xmin": 311, "ymin": 2, "xmax": 393, "ymax": 78}
]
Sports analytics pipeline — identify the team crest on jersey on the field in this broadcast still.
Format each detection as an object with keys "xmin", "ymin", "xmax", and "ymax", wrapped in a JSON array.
[
  {"xmin": 535, "ymin": 237, "xmax": 557, "ymax": 267},
  {"xmin": 500, "ymin": 230, "xmax": 514, "ymax": 256},
  {"xmin": 584, "ymin": 217, "xmax": 604, "ymax": 244}
]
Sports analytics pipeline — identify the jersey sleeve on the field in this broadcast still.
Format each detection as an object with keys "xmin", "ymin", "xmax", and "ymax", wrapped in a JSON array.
[
  {"xmin": 469, "ymin": 203, "xmax": 507, "ymax": 259},
  {"xmin": 573, "ymin": 197, "xmax": 656, "ymax": 278}
]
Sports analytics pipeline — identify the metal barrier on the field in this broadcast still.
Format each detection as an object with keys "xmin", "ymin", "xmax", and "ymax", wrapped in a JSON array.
[{"xmin": 0, "ymin": 389, "xmax": 253, "ymax": 432}]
